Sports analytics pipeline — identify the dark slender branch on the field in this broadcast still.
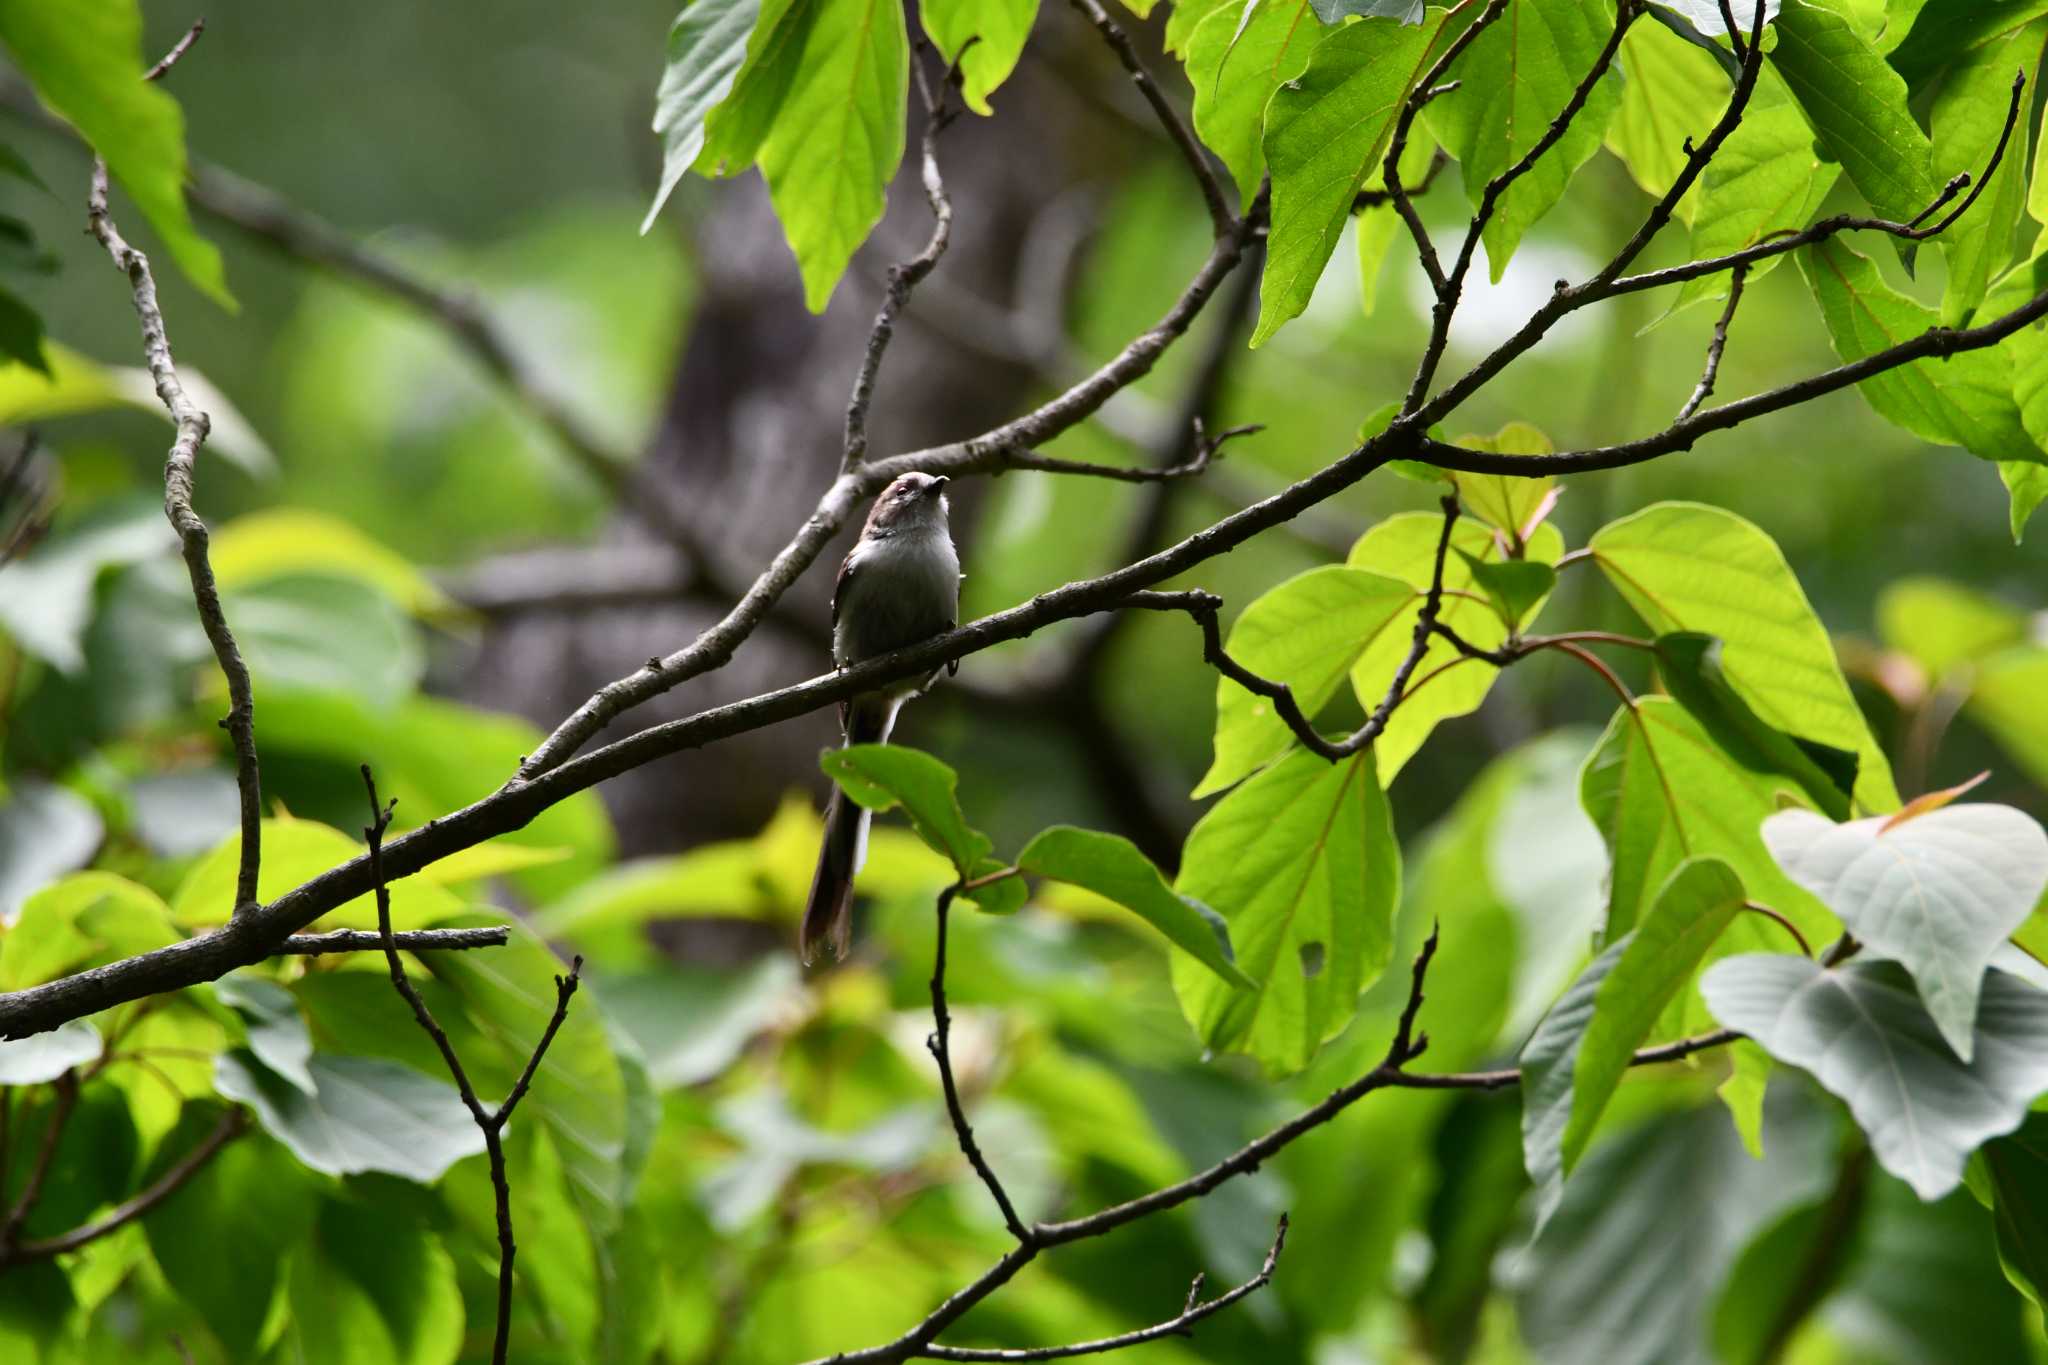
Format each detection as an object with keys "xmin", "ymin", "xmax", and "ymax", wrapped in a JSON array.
[
  {"xmin": 84, "ymin": 31, "xmax": 262, "ymax": 920},
  {"xmin": 929, "ymin": 887, "xmax": 1032, "ymax": 1243},
  {"xmin": 919, "ymin": 1216, "xmax": 1287, "ymax": 1361},
  {"xmin": 142, "ymin": 20, "xmax": 206, "ymax": 81},
  {"xmin": 1676, "ymin": 262, "xmax": 1746, "ymax": 422},
  {"xmin": 1389, "ymin": 1027, "xmax": 1741, "ymax": 1093},
  {"xmin": 1383, "ymin": 0, "xmax": 1511, "ymax": 301},
  {"xmin": 998, "ymin": 423, "xmax": 1254, "ymax": 483},
  {"xmin": 0, "ymin": 1108, "xmax": 244, "ymax": 1264},
  {"xmin": 0, "ymin": 1073, "xmax": 77, "ymax": 1252},
  {"xmin": 844, "ymin": 40, "xmax": 969, "ymax": 470},
  {"xmin": 1066, "ymin": 0, "xmax": 1232, "ymax": 237},
  {"xmin": 270, "ymin": 926, "xmax": 511, "ymax": 955},
  {"xmin": 1356, "ymin": 149, "xmax": 1449, "ymax": 213},
  {"xmin": 361, "ymin": 766, "xmax": 580, "ymax": 1365},
  {"xmin": 1407, "ymin": 0, "xmax": 1636, "ymax": 408}
]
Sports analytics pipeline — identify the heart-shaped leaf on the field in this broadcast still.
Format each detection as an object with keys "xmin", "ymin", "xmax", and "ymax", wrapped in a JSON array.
[
  {"xmin": 1017, "ymin": 826, "xmax": 1251, "ymax": 989},
  {"xmin": 822, "ymin": 744, "xmax": 992, "ymax": 878},
  {"xmin": 215, "ymin": 1050, "xmax": 486, "ymax": 1184},
  {"xmin": 1762, "ymin": 804, "xmax": 2048, "ymax": 1060},
  {"xmin": 1703, "ymin": 957, "xmax": 2048, "ymax": 1199}
]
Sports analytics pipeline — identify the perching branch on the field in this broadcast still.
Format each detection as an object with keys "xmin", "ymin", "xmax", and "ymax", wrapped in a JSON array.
[
  {"xmin": 84, "ymin": 24, "xmax": 263, "ymax": 920},
  {"xmin": 1066, "ymin": 0, "xmax": 1233, "ymax": 238},
  {"xmin": 271, "ymin": 926, "xmax": 512, "ymax": 956},
  {"xmin": 362, "ymin": 767, "xmax": 581, "ymax": 1365},
  {"xmin": 1676, "ymin": 261, "xmax": 1747, "ymax": 423}
]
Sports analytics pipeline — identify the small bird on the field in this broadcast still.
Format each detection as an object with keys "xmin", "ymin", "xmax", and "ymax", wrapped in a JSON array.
[{"xmin": 801, "ymin": 471, "xmax": 960, "ymax": 963}]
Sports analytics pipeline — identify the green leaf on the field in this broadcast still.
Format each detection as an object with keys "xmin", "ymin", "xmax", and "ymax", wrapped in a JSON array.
[
  {"xmin": 1769, "ymin": 0, "xmax": 1937, "ymax": 254},
  {"xmin": 171, "ymin": 814, "xmax": 465, "ymax": 930},
  {"xmin": 696, "ymin": 0, "xmax": 816, "ymax": 174},
  {"xmin": 1970, "ymin": 647, "xmax": 2048, "ymax": 794},
  {"xmin": 757, "ymin": 0, "xmax": 909, "ymax": 310},
  {"xmin": 1980, "ymin": 1112, "xmax": 2048, "ymax": 1307},
  {"xmin": 1580, "ymin": 698, "xmax": 1836, "ymax": 963},
  {"xmin": 1165, "ymin": 0, "xmax": 1236, "ymax": 55},
  {"xmin": 922, "ymin": 0, "xmax": 1039, "ymax": 114},
  {"xmin": 280, "ymin": 1193, "xmax": 466, "ymax": 1365},
  {"xmin": 215, "ymin": 1050, "xmax": 487, "ymax": 1183},
  {"xmin": 597, "ymin": 955, "xmax": 798, "ymax": 1088},
  {"xmin": 1564, "ymin": 858, "xmax": 1747, "ymax": 1171},
  {"xmin": 0, "ymin": 871, "xmax": 178, "ymax": 990},
  {"xmin": 1672, "ymin": 65, "xmax": 1840, "ymax": 317},
  {"xmin": 1192, "ymin": 564, "xmax": 1415, "ymax": 798},
  {"xmin": 1173, "ymin": 749, "xmax": 1398, "ymax": 1075},
  {"xmin": 0, "ymin": 0, "xmax": 230, "ymax": 305},
  {"xmin": 143, "ymin": 1105, "xmax": 320, "ymax": 1359},
  {"xmin": 1605, "ymin": 16, "xmax": 1730, "ymax": 224},
  {"xmin": 1999, "ymin": 460, "xmax": 2048, "ymax": 541},
  {"xmin": 1426, "ymin": 0, "xmax": 1623, "ymax": 280},
  {"xmin": 0, "ymin": 342, "xmax": 274, "ymax": 477},
  {"xmin": 1349, "ymin": 515, "xmax": 1564, "ymax": 783},
  {"xmin": 1704, "ymin": 957, "xmax": 2048, "ymax": 1198},
  {"xmin": 0, "ymin": 1019, "xmax": 100, "ymax": 1084},
  {"xmin": 642, "ymin": 0, "xmax": 764, "ymax": 232},
  {"xmin": 1353, "ymin": 204, "xmax": 1402, "ymax": 315},
  {"xmin": 1801, "ymin": 234, "xmax": 2042, "ymax": 461},
  {"xmin": 1761, "ymin": 803, "xmax": 2048, "ymax": 1061},
  {"xmin": 0, "ymin": 783, "xmax": 103, "ymax": 929},
  {"xmin": 1517, "ymin": 1095, "xmax": 1837, "ymax": 1365},
  {"xmin": 1589, "ymin": 500, "xmax": 1899, "ymax": 811},
  {"xmin": 1889, "ymin": 0, "xmax": 2048, "ymax": 85},
  {"xmin": 209, "ymin": 509, "xmax": 453, "ymax": 617},
  {"xmin": 1719, "ymin": 1037, "xmax": 1773, "ymax": 1157},
  {"xmin": 229, "ymin": 572, "xmax": 425, "ymax": 707},
  {"xmin": 1654, "ymin": 631, "xmax": 1859, "ymax": 821},
  {"xmin": 1930, "ymin": 18, "xmax": 2039, "ymax": 323},
  {"xmin": 1187, "ymin": 0, "xmax": 1318, "ymax": 204},
  {"xmin": 1017, "ymin": 826, "xmax": 1253, "ymax": 987},
  {"xmin": 214, "ymin": 973, "xmax": 316, "ymax": 1095},
  {"xmin": 0, "ymin": 284, "xmax": 46, "ymax": 376},
  {"xmin": 1875, "ymin": 575, "xmax": 2027, "ymax": 681},
  {"xmin": 822, "ymin": 743, "xmax": 992, "ymax": 876},
  {"xmin": 1447, "ymin": 419, "xmax": 1557, "ymax": 543},
  {"xmin": 1459, "ymin": 550, "xmax": 1555, "ymax": 623},
  {"xmin": 0, "ymin": 497, "xmax": 173, "ymax": 672},
  {"xmin": 1522, "ymin": 860, "xmax": 1749, "ymax": 1229},
  {"xmin": 1254, "ymin": 10, "xmax": 1453, "ymax": 346}
]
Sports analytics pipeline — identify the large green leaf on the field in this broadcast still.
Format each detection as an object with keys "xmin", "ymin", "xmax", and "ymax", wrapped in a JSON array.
[
  {"xmin": 1193, "ymin": 564, "xmax": 1414, "ymax": 798},
  {"xmin": 1589, "ymin": 500, "xmax": 1899, "ymax": 811},
  {"xmin": 209, "ymin": 509, "xmax": 452, "ymax": 618},
  {"xmin": 1875, "ymin": 575, "xmax": 2027, "ymax": 681},
  {"xmin": 1187, "ymin": 0, "xmax": 1319, "ymax": 204},
  {"xmin": 1580, "ymin": 699, "xmax": 1835, "ymax": 981},
  {"xmin": 1017, "ymin": 826, "xmax": 1252, "ymax": 987},
  {"xmin": 1255, "ymin": 10, "xmax": 1452, "ymax": 345},
  {"xmin": 822, "ymin": 743, "xmax": 992, "ymax": 878},
  {"xmin": 1798, "ymin": 237, "xmax": 2039, "ymax": 465},
  {"xmin": 0, "ymin": 343, "xmax": 274, "ymax": 477},
  {"xmin": 922, "ymin": 0, "xmax": 1039, "ymax": 114},
  {"xmin": 1673, "ymin": 64, "xmax": 1840, "ymax": 316},
  {"xmin": 0, "ymin": 0, "xmax": 229, "ymax": 305},
  {"xmin": 1889, "ymin": 0, "xmax": 2048, "ymax": 84},
  {"xmin": 0, "ymin": 871, "xmax": 178, "ymax": 990},
  {"xmin": 0, "ymin": 781, "xmax": 103, "ymax": 922},
  {"xmin": 1172, "ymin": 749, "xmax": 1399, "ymax": 1075},
  {"xmin": 278, "ymin": 1193, "xmax": 466, "ymax": 1365},
  {"xmin": 1605, "ymin": 16, "xmax": 1729, "ymax": 223},
  {"xmin": 1761, "ymin": 803, "xmax": 2048, "ymax": 1060},
  {"xmin": 1980, "ymin": 1111, "xmax": 2048, "ymax": 1308},
  {"xmin": 1930, "ymin": 18, "xmax": 2039, "ymax": 323},
  {"xmin": 0, "ymin": 497, "xmax": 173, "ymax": 673},
  {"xmin": 1703, "ymin": 957, "xmax": 2048, "ymax": 1198},
  {"xmin": 143, "ymin": 1107, "xmax": 321, "ymax": 1360},
  {"xmin": 228, "ymin": 572, "xmax": 425, "ymax": 708},
  {"xmin": 1516, "ymin": 1094, "xmax": 1836, "ymax": 1365},
  {"xmin": 1519, "ymin": 859, "xmax": 1746, "ymax": 1230},
  {"xmin": 1970, "ymin": 646, "xmax": 2048, "ymax": 788},
  {"xmin": 642, "ymin": 0, "xmax": 766, "ymax": 232},
  {"xmin": 1769, "ymin": 0, "xmax": 1937, "ymax": 247},
  {"xmin": 215, "ymin": 1049, "xmax": 487, "ymax": 1183},
  {"xmin": 756, "ymin": 0, "xmax": 908, "ymax": 310},
  {"xmin": 1426, "ymin": 0, "xmax": 1622, "ymax": 280},
  {"xmin": 214, "ymin": 973, "xmax": 316, "ymax": 1095},
  {"xmin": 1653, "ymin": 631, "xmax": 1858, "ymax": 821},
  {"xmin": 1348, "ymin": 515, "xmax": 1564, "ymax": 784},
  {"xmin": 1445, "ymin": 420, "xmax": 1558, "ymax": 544}
]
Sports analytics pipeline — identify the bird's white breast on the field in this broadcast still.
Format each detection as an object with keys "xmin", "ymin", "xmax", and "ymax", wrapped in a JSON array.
[{"xmin": 834, "ymin": 526, "xmax": 960, "ymax": 668}]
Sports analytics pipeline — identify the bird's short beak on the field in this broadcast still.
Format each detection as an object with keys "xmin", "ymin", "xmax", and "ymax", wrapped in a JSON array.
[{"xmin": 930, "ymin": 476, "xmax": 949, "ymax": 495}]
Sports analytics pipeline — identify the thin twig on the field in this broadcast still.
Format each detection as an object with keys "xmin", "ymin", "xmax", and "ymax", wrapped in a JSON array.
[
  {"xmin": 85, "ymin": 26, "xmax": 263, "ymax": 919},
  {"xmin": 929, "ymin": 886, "xmax": 1032, "ymax": 1243},
  {"xmin": 361, "ymin": 766, "xmax": 580, "ymax": 1365},
  {"xmin": 1676, "ymin": 261, "xmax": 1746, "ymax": 422},
  {"xmin": 141, "ymin": 20, "xmax": 206, "ymax": 81},
  {"xmin": 1066, "ymin": 0, "xmax": 1233, "ymax": 237},
  {"xmin": 1356, "ymin": 149, "xmax": 1449, "ymax": 213},
  {"xmin": 0, "ymin": 1073, "xmax": 78, "ymax": 1252},
  {"xmin": 1383, "ymin": 0, "xmax": 1511, "ymax": 298},
  {"xmin": 844, "ymin": 39, "xmax": 971, "ymax": 470},
  {"xmin": 1743, "ymin": 901, "xmax": 1813, "ymax": 957},
  {"xmin": 998, "ymin": 424, "xmax": 1255, "ymax": 484},
  {"xmin": 270, "ymin": 926, "xmax": 512, "ymax": 955},
  {"xmin": 0, "ymin": 1108, "xmax": 244, "ymax": 1264},
  {"xmin": 919, "ymin": 1216, "xmax": 1287, "ymax": 1360}
]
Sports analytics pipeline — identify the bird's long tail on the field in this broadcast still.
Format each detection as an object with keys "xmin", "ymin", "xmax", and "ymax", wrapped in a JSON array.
[{"xmin": 800, "ymin": 695, "xmax": 899, "ymax": 964}]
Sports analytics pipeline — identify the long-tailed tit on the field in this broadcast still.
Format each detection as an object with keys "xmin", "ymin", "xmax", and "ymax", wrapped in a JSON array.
[{"xmin": 800, "ymin": 471, "xmax": 960, "ymax": 963}]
